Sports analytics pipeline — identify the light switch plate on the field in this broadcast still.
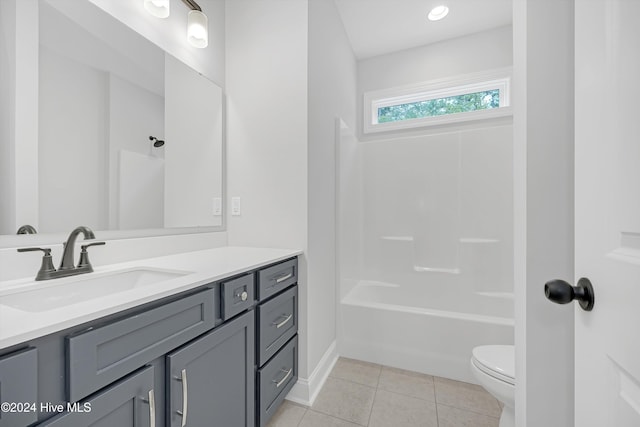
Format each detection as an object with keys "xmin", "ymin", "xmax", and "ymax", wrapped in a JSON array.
[
  {"xmin": 213, "ymin": 197, "xmax": 222, "ymax": 216},
  {"xmin": 231, "ymin": 197, "xmax": 241, "ymax": 216}
]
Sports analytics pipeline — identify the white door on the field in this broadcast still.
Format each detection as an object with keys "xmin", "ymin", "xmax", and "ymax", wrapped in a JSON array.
[{"xmin": 574, "ymin": 0, "xmax": 640, "ymax": 425}]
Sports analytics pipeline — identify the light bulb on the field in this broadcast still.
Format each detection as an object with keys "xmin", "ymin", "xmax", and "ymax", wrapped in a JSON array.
[
  {"xmin": 144, "ymin": 0, "xmax": 170, "ymax": 19},
  {"xmin": 187, "ymin": 10, "xmax": 208, "ymax": 48}
]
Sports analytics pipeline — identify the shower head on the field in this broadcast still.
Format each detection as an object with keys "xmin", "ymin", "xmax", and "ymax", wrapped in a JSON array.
[{"xmin": 149, "ymin": 136, "xmax": 165, "ymax": 148}]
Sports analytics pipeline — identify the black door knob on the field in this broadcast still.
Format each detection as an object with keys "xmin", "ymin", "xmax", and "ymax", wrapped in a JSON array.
[{"xmin": 544, "ymin": 278, "xmax": 595, "ymax": 311}]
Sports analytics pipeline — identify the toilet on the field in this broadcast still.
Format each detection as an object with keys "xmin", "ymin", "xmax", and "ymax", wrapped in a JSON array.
[{"xmin": 470, "ymin": 345, "xmax": 515, "ymax": 427}]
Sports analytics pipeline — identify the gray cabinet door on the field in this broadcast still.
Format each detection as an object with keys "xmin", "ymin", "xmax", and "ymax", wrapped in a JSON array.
[
  {"xmin": 167, "ymin": 310, "xmax": 255, "ymax": 427},
  {"xmin": 0, "ymin": 348, "xmax": 38, "ymax": 427},
  {"xmin": 39, "ymin": 366, "xmax": 155, "ymax": 427}
]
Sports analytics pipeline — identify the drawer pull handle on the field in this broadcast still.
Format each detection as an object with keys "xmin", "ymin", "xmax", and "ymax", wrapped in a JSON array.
[
  {"xmin": 275, "ymin": 272, "xmax": 293, "ymax": 283},
  {"xmin": 175, "ymin": 369, "xmax": 188, "ymax": 427},
  {"xmin": 273, "ymin": 368, "xmax": 293, "ymax": 388},
  {"xmin": 272, "ymin": 314, "xmax": 293, "ymax": 329}
]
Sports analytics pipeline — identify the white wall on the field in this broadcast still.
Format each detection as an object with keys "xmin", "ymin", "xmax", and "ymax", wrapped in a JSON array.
[
  {"xmin": 226, "ymin": 0, "xmax": 357, "ymax": 400},
  {"xmin": 225, "ymin": 0, "xmax": 308, "ymax": 249},
  {"xmin": 358, "ymin": 25, "xmax": 513, "ymax": 141},
  {"xmin": 307, "ymin": 0, "xmax": 358, "ymax": 382},
  {"xmin": 513, "ymin": 0, "xmax": 575, "ymax": 426}
]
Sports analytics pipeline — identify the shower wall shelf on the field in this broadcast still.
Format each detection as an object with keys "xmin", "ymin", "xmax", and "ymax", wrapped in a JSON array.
[
  {"xmin": 380, "ymin": 236, "xmax": 414, "ymax": 242},
  {"xmin": 475, "ymin": 291, "xmax": 514, "ymax": 299},
  {"xmin": 413, "ymin": 266, "xmax": 461, "ymax": 275},
  {"xmin": 459, "ymin": 238, "xmax": 500, "ymax": 243},
  {"xmin": 380, "ymin": 237, "xmax": 500, "ymax": 244}
]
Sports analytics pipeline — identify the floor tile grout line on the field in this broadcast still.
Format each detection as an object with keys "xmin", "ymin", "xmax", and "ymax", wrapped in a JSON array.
[
  {"xmin": 307, "ymin": 408, "xmax": 368, "ymax": 427},
  {"xmin": 435, "ymin": 402, "xmax": 501, "ymax": 419},
  {"xmin": 294, "ymin": 407, "xmax": 308, "ymax": 427},
  {"xmin": 366, "ymin": 385, "xmax": 378, "ymax": 427},
  {"xmin": 375, "ymin": 385, "xmax": 437, "ymax": 403},
  {"xmin": 367, "ymin": 365, "xmax": 382, "ymax": 426},
  {"xmin": 433, "ymin": 379, "xmax": 440, "ymax": 427}
]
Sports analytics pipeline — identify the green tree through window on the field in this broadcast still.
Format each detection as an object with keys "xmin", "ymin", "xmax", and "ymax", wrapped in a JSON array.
[{"xmin": 378, "ymin": 89, "xmax": 500, "ymax": 123}]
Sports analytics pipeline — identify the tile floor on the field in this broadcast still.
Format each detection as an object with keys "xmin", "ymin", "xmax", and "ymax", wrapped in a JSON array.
[{"xmin": 268, "ymin": 357, "xmax": 501, "ymax": 427}]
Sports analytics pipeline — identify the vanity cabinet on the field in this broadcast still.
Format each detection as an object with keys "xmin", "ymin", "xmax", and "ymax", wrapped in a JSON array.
[{"xmin": 0, "ymin": 256, "xmax": 298, "ymax": 427}]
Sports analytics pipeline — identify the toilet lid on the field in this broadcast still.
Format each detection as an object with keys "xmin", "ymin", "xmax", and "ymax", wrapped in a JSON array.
[{"xmin": 472, "ymin": 345, "xmax": 515, "ymax": 385}]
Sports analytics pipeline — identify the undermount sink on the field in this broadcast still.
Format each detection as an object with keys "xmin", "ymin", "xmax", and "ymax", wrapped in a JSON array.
[{"xmin": 0, "ymin": 268, "xmax": 191, "ymax": 313}]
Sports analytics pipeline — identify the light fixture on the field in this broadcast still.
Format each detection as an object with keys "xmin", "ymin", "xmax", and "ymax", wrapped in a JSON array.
[
  {"xmin": 187, "ymin": 10, "xmax": 208, "ymax": 48},
  {"xmin": 144, "ymin": 0, "xmax": 170, "ymax": 19},
  {"xmin": 182, "ymin": 0, "xmax": 208, "ymax": 48},
  {"xmin": 428, "ymin": 5, "xmax": 449, "ymax": 21}
]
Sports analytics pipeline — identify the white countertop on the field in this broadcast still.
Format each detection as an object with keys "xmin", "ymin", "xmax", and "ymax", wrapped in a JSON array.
[{"xmin": 0, "ymin": 246, "xmax": 302, "ymax": 350}]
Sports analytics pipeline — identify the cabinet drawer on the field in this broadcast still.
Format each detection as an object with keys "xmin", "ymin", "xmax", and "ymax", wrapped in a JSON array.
[
  {"xmin": 257, "ymin": 258, "xmax": 297, "ymax": 301},
  {"xmin": 40, "ymin": 365, "xmax": 155, "ymax": 426},
  {"xmin": 67, "ymin": 288, "xmax": 216, "ymax": 402},
  {"xmin": 257, "ymin": 286, "xmax": 297, "ymax": 366},
  {"xmin": 221, "ymin": 273, "xmax": 255, "ymax": 320},
  {"xmin": 0, "ymin": 348, "xmax": 38, "ymax": 427},
  {"xmin": 258, "ymin": 335, "xmax": 298, "ymax": 427}
]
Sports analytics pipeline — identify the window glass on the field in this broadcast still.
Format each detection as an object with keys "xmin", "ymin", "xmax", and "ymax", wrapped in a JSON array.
[{"xmin": 378, "ymin": 89, "xmax": 500, "ymax": 123}]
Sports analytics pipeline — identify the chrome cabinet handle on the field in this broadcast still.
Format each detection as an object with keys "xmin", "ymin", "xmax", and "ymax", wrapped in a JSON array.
[
  {"xmin": 272, "ymin": 314, "xmax": 293, "ymax": 329},
  {"xmin": 275, "ymin": 272, "xmax": 293, "ymax": 283},
  {"xmin": 142, "ymin": 389, "xmax": 156, "ymax": 427},
  {"xmin": 148, "ymin": 389, "xmax": 156, "ymax": 427},
  {"xmin": 273, "ymin": 368, "xmax": 293, "ymax": 388},
  {"xmin": 175, "ymin": 369, "xmax": 188, "ymax": 427},
  {"xmin": 240, "ymin": 290, "xmax": 248, "ymax": 301}
]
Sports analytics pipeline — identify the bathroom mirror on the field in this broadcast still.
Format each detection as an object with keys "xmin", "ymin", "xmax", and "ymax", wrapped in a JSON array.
[{"xmin": 0, "ymin": 0, "xmax": 223, "ymax": 241}]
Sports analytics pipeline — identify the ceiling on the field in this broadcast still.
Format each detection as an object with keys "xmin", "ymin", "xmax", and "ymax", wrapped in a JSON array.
[{"xmin": 333, "ymin": 0, "xmax": 513, "ymax": 60}]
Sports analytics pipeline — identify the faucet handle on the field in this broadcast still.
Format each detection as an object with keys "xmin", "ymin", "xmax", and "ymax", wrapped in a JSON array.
[
  {"xmin": 78, "ymin": 242, "xmax": 105, "ymax": 269},
  {"xmin": 17, "ymin": 247, "xmax": 57, "ymax": 281},
  {"xmin": 17, "ymin": 246, "xmax": 51, "ymax": 255}
]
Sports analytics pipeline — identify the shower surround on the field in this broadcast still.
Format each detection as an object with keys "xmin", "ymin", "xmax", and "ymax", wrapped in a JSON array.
[{"xmin": 337, "ymin": 123, "xmax": 514, "ymax": 383}]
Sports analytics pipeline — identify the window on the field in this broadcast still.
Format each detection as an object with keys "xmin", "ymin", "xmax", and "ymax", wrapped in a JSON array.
[{"xmin": 364, "ymin": 68, "xmax": 512, "ymax": 133}]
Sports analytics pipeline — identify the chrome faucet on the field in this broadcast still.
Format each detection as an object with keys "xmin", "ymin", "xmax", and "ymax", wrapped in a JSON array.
[{"xmin": 17, "ymin": 226, "xmax": 105, "ymax": 281}]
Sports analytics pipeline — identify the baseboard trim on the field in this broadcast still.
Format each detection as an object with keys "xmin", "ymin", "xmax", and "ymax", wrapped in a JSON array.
[{"xmin": 285, "ymin": 340, "xmax": 338, "ymax": 407}]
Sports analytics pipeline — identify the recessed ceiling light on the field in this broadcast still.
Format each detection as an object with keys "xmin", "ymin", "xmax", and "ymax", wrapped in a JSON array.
[{"xmin": 428, "ymin": 5, "xmax": 449, "ymax": 21}]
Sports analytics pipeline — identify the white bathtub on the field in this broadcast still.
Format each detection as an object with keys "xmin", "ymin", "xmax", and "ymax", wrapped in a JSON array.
[{"xmin": 338, "ymin": 280, "xmax": 514, "ymax": 384}]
